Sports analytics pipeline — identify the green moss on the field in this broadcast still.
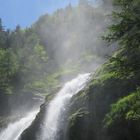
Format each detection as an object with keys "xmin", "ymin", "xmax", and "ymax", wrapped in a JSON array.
[{"xmin": 69, "ymin": 108, "xmax": 89, "ymax": 127}]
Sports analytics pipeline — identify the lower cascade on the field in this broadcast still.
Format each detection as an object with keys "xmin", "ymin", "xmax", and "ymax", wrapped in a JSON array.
[
  {"xmin": 0, "ymin": 73, "xmax": 91, "ymax": 140},
  {"xmin": 0, "ymin": 110, "xmax": 39, "ymax": 140}
]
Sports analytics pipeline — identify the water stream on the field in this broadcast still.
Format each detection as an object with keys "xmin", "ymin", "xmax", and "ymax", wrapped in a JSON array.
[
  {"xmin": 0, "ymin": 110, "xmax": 39, "ymax": 140},
  {"xmin": 40, "ymin": 73, "xmax": 91, "ymax": 140},
  {"xmin": 0, "ymin": 73, "xmax": 91, "ymax": 140}
]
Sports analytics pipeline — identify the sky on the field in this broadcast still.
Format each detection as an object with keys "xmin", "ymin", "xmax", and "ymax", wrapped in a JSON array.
[{"xmin": 0, "ymin": 0, "xmax": 79, "ymax": 29}]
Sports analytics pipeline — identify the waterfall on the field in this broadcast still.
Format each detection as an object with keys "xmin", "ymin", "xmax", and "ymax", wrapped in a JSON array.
[
  {"xmin": 0, "ymin": 110, "xmax": 39, "ymax": 140},
  {"xmin": 0, "ymin": 73, "xmax": 91, "ymax": 140},
  {"xmin": 40, "ymin": 73, "xmax": 91, "ymax": 140}
]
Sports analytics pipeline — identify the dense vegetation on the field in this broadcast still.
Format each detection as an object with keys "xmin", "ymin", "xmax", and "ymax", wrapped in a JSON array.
[
  {"xmin": 1, "ymin": 0, "xmax": 140, "ymax": 140},
  {"xmin": 0, "ymin": 22, "xmax": 49, "ymax": 117},
  {"xmin": 0, "ymin": 0, "xmax": 112, "ymax": 125}
]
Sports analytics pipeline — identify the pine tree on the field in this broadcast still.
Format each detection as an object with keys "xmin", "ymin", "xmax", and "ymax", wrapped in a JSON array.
[
  {"xmin": 0, "ymin": 18, "xmax": 4, "ymax": 31},
  {"xmin": 104, "ymin": 0, "xmax": 140, "ymax": 75}
]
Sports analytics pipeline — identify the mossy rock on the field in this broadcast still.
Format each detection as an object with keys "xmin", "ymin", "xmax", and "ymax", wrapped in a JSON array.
[{"xmin": 67, "ymin": 56, "xmax": 140, "ymax": 140}]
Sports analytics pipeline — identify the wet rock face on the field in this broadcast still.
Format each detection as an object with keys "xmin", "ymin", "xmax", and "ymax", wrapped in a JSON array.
[
  {"xmin": 20, "ymin": 103, "xmax": 46, "ymax": 140},
  {"xmin": 0, "ymin": 92, "xmax": 11, "ymax": 117},
  {"xmin": 20, "ymin": 90, "xmax": 58, "ymax": 140},
  {"xmin": 66, "ymin": 67, "xmax": 140, "ymax": 140}
]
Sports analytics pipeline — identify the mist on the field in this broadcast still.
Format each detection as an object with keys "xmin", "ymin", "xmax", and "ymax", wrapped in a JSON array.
[
  {"xmin": 0, "ymin": 0, "xmax": 117, "ymax": 140},
  {"xmin": 0, "ymin": 0, "xmax": 115, "ymax": 121},
  {"xmin": 32, "ymin": 0, "xmax": 114, "ymax": 83}
]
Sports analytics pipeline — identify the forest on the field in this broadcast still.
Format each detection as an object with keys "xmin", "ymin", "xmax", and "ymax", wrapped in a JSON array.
[{"xmin": 0, "ymin": 0, "xmax": 140, "ymax": 140}]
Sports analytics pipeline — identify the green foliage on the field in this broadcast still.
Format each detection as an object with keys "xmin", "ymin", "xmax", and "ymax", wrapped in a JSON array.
[
  {"xmin": 103, "ymin": 0, "xmax": 140, "ymax": 79},
  {"xmin": 0, "ymin": 48, "xmax": 19, "ymax": 93},
  {"xmin": 104, "ymin": 89, "xmax": 140, "ymax": 127},
  {"xmin": 34, "ymin": 44, "xmax": 48, "ymax": 62},
  {"xmin": 104, "ymin": 0, "xmax": 140, "ymax": 48},
  {"xmin": 104, "ymin": 88, "xmax": 140, "ymax": 140},
  {"xmin": 69, "ymin": 108, "xmax": 89, "ymax": 127},
  {"xmin": 0, "ymin": 20, "xmax": 50, "ymax": 96}
]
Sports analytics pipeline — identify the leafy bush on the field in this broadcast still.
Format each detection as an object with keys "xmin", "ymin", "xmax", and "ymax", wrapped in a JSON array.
[{"xmin": 104, "ymin": 88, "xmax": 140, "ymax": 140}]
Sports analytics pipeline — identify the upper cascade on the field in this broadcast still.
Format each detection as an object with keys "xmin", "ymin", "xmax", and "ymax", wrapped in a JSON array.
[{"xmin": 39, "ymin": 73, "xmax": 91, "ymax": 140}]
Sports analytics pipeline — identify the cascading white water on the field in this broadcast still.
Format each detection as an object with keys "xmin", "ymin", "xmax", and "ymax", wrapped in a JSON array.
[
  {"xmin": 40, "ymin": 73, "xmax": 91, "ymax": 140},
  {"xmin": 0, "ymin": 74, "xmax": 91, "ymax": 140},
  {"xmin": 0, "ymin": 110, "xmax": 39, "ymax": 140}
]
